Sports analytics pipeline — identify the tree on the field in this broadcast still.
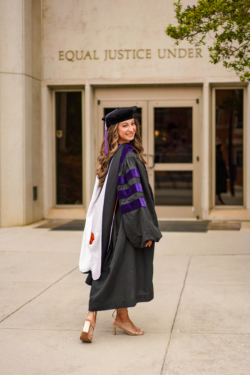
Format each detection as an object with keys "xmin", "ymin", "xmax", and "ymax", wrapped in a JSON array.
[{"xmin": 166, "ymin": 0, "xmax": 250, "ymax": 81}]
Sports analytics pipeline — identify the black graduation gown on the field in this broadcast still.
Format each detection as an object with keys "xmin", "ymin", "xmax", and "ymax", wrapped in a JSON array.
[{"xmin": 87, "ymin": 144, "xmax": 162, "ymax": 311}]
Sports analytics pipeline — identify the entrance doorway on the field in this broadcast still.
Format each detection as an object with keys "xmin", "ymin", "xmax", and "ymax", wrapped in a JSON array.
[
  {"xmin": 97, "ymin": 93, "xmax": 200, "ymax": 219},
  {"xmin": 214, "ymin": 89, "xmax": 244, "ymax": 206},
  {"xmin": 55, "ymin": 91, "xmax": 83, "ymax": 205},
  {"xmin": 148, "ymin": 100, "xmax": 200, "ymax": 219}
]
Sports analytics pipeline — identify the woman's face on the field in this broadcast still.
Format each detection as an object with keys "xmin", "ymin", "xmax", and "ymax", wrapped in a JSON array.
[{"xmin": 117, "ymin": 118, "xmax": 136, "ymax": 144}]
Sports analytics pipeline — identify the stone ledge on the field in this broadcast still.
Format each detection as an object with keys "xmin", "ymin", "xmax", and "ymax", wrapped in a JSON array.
[
  {"xmin": 46, "ymin": 208, "xmax": 86, "ymax": 220},
  {"xmin": 208, "ymin": 208, "xmax": 250, "ymax": 221}
]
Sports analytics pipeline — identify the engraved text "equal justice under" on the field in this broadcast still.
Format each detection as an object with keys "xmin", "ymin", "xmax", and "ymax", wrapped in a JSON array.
[{"xmin": 59, "ymin": 48, "xmax": 203, "ymax": 61}]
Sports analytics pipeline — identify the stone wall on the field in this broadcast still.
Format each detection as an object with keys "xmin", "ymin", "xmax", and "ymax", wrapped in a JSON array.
[
  {"xmin": 42, "ymin": 0, "xmax": 237, "ymax": 81},
  {"xmin": 0, "ymin": 0, "xmax": 42, "ymax": 227}
]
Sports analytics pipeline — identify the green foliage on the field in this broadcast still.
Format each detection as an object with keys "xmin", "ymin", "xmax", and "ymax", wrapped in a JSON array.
[{"xmin": 166, "ymin": 0, "xmax": 250, "ymax": 81}]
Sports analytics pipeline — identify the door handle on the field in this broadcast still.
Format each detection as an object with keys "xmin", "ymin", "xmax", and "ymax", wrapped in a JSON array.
[
  {"xmin": 56, "ymin": 130, "xmax": 63, "ymax": 138},
  {"xmin": 149, "ymin": 153, "xmax": 155, "ymax": 169}
]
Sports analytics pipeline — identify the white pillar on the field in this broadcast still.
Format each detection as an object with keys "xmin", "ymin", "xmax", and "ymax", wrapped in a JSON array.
[
  {"xmin": 246, "ymin": 83, "xmax": 250, "ymax": 212},
  {"xmin": 0, "ymin": 0, "xmax": 42, "ymax": 227},
  {"xmin": 84, "ymin": 82, "xmax": 96, "ymax": 209},
  {"xmin": 42, "ymin": 86, "xmax": 53, "ymax": 218},
  {"xmin": 201, "ymin": 79, "xmax": 210, "ymax": 219}
]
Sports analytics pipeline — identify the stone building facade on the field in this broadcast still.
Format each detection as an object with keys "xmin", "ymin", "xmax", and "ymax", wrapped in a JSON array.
[{"xmin": 0, "ymin": 0, "xmax": 249, "ymax": 227}]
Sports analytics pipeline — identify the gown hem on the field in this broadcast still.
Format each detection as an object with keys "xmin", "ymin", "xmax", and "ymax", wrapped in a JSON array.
[{"xmin": 89, "ymin": 295, "xmax": 154, "ymax": 312}]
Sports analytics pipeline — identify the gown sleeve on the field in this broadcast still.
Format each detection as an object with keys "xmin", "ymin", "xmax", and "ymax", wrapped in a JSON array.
[{"xmin": 117, "ymin": 154, "xmax": 162, "ymax": 248}]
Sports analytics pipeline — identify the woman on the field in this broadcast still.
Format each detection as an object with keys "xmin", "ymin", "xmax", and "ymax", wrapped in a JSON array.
[{"xmin": 79, "ymin": 106, "xmax": 162, "ymax": 342}]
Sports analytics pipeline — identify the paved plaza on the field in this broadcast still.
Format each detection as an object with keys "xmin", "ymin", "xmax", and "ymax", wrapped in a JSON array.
[{"xmin": 1, "ymin": 221, "xmax": 250, "ymax": 375}]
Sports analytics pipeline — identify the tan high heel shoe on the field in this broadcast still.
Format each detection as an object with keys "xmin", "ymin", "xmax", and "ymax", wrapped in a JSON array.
[
  {"xmin": 80, "ymin": 311, "xmax": 97, "ymax": 343},
  {"xmin": 112, "ymin": 309, "xmax": 144, "ymax": 336}
]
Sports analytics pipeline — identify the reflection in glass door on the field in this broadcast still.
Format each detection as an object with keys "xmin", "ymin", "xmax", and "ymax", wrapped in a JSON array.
[
  {"xmin": 215, "ymin": 89, "xmax": 244, "ymax": 206},
  {"xmin": 154, "ymin": 107, "xmax": 192, "ymax": 163},
  {"xmin": 155, "ymin": 171, "xmax": 193, "ymax": 206},
  {"xmin": 149, "ymin": 100, "xmax": 200, "ymax": 218},
  {"xmin": 55, "ymin": 92, "xmax": 83, "ymax": 205}
]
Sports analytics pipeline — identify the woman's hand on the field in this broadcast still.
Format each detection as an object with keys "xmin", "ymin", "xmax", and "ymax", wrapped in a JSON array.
[{"xmin": 145, "ymin": 240, "xmax": 152, "ymax": 247}]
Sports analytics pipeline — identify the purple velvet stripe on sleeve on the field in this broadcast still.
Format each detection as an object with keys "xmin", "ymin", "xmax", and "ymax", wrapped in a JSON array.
[
  {"xmin": 120, "ymin": 197, "xmax": 146, "ymax": 215},
  {"xmin": 119, "ymin": 144, "xmax": 134, "ymax": 171},
  {"xmin": 117, "ymin": 168, "xmax": 140, "ymax": 185},
  {"xmin": 117, "ymin": 183, "xmax": 143, "ymax": 199}
]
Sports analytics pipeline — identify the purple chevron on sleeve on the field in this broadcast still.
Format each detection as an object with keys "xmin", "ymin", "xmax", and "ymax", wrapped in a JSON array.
[
  {"xmin": 119, "ymin": 143, "xmax": 134, "ymax": 171},
  {"xmin": 117, "ymin": 183, "xmax": 143, "ymax": 199},
  {"xmin": 120, "ymin": 197, "xmax": 146, "ymax": 214},
  {"xmin": 117, "ymin": 168, "xmax": 140, "ymax": 185}
]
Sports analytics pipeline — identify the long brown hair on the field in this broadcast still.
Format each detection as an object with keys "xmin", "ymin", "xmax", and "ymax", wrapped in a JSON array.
[{"xmin": 96, "ymin": 118, "xmax": 146, "ymax": 187}]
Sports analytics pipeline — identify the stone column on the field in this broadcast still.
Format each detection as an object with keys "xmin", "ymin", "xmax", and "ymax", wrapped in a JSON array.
[
  {"xmin": 0, "ymin": 0, "xmax": 42, "ymax": 227},
  {"xmin": 246, "ymin": 83, "xmax": 250, "ymax": 213},
  {"xmin": 201, "ymin": 79, "xmax": 210, "ymax": 219},
  {"xmin": 84, "ymin": 82, "xmax": 96, "ymax": 208}
]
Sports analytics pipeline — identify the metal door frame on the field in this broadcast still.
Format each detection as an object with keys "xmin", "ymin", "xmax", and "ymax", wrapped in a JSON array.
[
  {"xmin": 148, "ymin": 99, "xmax": 201, "ymax": 219},
  {"xmin": 52, "ymin": 89, "xmax": 85, "ymax": 208},
  {"xmin": 96, "ymin": 97, "xmax": 201, "ymax": 219},
  {"xmin": 211, "ymin": 87, "xmax": 246, "ymax": 209}
]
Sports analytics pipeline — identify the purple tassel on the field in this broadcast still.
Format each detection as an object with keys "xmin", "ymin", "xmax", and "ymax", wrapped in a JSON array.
[
  {"xmin": 105, "ymin": 122, "xmax": 108, "ymax": 156},
  {"xmin": 104, "ymin": 108, "xmax": 119, "ymax": 157}
]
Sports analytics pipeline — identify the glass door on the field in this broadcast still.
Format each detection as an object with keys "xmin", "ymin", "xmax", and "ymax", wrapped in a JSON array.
[
  {"xmin": 148, "ymin": 100, "xmax": 200, "ymax": 218},
  {"xmin": 55, "ymin": 91, "xmax": 83, "ymax": 205},
  {"xmin": 214, "ymin": 89, "xmax": 244, "ymax": 206}
]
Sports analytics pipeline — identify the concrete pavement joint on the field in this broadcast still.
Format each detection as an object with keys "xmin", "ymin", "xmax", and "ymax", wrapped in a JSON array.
[
  {"xmin": 158, "ymin": 254, "xmax": 250, "ymax": 257},
  {"xmin": 0, "ymin": 250, "xmax": 80, "ymax": 254},
  {"xmin": 0, "ymin": 266, "xmax": 78, "ymax": 324},
  {"xmin": 0, "ymin": 327, "xmax": 170, "ymax": 333},
  {"xmin": 1, "ymin": 327, "xmax": 250, "ymax": 336},
  {"xmin": 0, "ymin": 254, "xmax": 250, "ymax": 257},
  {"xmin": 160, "ymin": 255, "xmax": 191, "ymax": 375},
  {"xmin": 184, "ymin": 283, "xmax": 250, "ymax": 285},
  {"xmin": 164, "ymin": 331, "xmax": 250, "ymax": 335}
]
